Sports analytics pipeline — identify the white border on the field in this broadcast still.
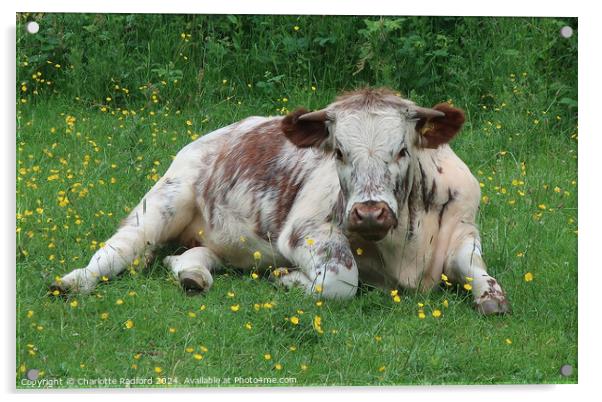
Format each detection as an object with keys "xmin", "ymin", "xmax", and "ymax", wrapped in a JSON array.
[
  {"xmin": 11, "ymin": 0, "xmax": 580, "ymax": 17},
  {"xmin": 3, "ymin": 1, "xmax": 600, "ymax": 402}
]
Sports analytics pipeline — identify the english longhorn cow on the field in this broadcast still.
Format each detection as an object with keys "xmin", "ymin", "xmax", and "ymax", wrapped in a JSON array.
[{"xmin": 51, "ymin": 88, "xmax": 510, "ymax": 315}]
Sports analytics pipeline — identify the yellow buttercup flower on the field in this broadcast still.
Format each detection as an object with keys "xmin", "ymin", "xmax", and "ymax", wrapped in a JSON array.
[{"xmin": 313, "ymin": 315, "xmax": 324, "ymax": 334}]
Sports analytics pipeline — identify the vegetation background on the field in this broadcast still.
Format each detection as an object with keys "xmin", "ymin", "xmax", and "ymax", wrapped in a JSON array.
[{"xmin": 16, "ymin": 14, "xmax": 577, "ymax": 386}]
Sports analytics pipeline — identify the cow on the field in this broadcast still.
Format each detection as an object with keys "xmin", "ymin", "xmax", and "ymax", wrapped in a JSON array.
[{"xmin": 50, "ymin": 88, "xmax": 510, "ymax": 315}]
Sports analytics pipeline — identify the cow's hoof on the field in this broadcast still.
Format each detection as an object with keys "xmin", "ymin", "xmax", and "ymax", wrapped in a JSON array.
[
  {"xmin": 475, "ymin": 297, "xmax": 511, "ymax": 316},
  {"xmin": 179, "ymin": 269, "xmax": 211, "ymax": 295},
  {"xmin": 49, "ymin": 281, "xmax": 68, "ymax": 298}
]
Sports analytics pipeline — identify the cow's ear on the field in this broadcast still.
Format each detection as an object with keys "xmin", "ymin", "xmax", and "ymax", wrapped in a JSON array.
[
  {"xmin": 416, "ymin": 103, "xmax": 465, "ymax": 149},
  {"xmin": 282, "ymin": 108, "xmax": 329, "ymax": 148}
]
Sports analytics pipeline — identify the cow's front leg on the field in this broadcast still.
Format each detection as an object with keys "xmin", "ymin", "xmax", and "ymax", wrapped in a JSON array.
[
  {"xmin": 163, "ymin": 247, "xmax": 221, "ymax": 294},
  {"xmin": 444, "ymin": 236, "xmax": 510, "ymax": 315},
  {"xmin": 276, "ymin": 224, "xmax": 359, "ymax": 299}
]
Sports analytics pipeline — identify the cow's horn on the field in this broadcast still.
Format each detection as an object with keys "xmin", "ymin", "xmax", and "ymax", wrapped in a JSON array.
[
  {"xmin": 411, "ymin": 106, "xmax": 445, "ymax": 119},
  {"xmin": 298, "ymin": 109, "xmax": 329, "ymax": 122}
]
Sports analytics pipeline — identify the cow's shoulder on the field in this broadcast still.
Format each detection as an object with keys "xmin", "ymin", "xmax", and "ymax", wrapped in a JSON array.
[{"xmin": 416, "ymin": 145, "xmax": 480, "ymax": 210}]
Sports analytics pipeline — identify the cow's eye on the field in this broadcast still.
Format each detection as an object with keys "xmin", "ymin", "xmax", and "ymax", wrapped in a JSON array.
[
  {"xmin": 397, "ymin": 148, "xmax": 408, "ymax": 160},
  {"xmin": 335, "ymin": 148, "xmax": 344, "ymax": 161}
]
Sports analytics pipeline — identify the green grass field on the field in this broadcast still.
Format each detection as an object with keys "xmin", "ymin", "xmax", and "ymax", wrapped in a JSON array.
[{"xmin": 16, "ymin": 14, "xmax": 577, "ymax": 387}]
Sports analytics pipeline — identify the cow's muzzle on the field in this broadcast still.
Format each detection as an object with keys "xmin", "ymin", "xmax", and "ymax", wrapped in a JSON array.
[{"xmin": 348, "ymin": 201, "xmax": 397, "ymax": 241}]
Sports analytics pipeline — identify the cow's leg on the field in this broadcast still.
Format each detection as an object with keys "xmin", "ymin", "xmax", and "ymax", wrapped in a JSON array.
[
  {"xmin": 444, "ymin": 236, "xmax": 510, "ymax": 315},
  {"xmin": 51, "ymin": 179, "xmax": 195, "ymax": 294},
  {"xmin": 163, "ymin": 247, "xmax": 220, "ymax": 293},
  {"xmin": 275, "ymin": 224, "xmax": 359, "ymax": 299}
]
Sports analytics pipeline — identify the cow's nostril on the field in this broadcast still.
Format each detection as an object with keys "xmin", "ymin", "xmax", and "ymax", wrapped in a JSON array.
[
  {"xmin": 352, "ymin": 206, "xmax": 363, "ymax": 223},
  {"xmin": 375, "ymin": 207, "xmax": 386, "ymax": 222}
]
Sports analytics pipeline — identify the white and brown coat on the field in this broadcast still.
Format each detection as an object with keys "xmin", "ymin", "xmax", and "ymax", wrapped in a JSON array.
[{"xmin": 53, "ymin": 88, "xmax": 509, "ymax": 315}]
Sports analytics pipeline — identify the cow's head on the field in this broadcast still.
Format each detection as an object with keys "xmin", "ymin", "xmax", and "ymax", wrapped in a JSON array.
[{"xmin": 282, "ymin": 88, "xmax": 465, "ymax": 241}]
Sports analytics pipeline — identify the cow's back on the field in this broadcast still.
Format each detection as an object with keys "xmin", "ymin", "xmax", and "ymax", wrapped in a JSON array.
[{"xmin": 172, "ymin": 115, "xmax": 334, "ymax": 268}]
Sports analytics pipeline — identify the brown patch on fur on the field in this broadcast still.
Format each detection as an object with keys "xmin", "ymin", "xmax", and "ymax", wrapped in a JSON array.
[
  {"xmin": 288, "ymin": 220, "xmax": 318, "ymax": 249},
  {"xmin": 202, "ymin": 149, "xmax": 227, "ymax": 229},
  {"xmin": 205, "ymin": 119, "xmax": 310, "ymax": 238},
  {"xmin": 316, "ymin": 240, "xmax": 355, "ymax": 272},
  {"xmin": 252, "ymin": 194, "xmax": 270, "ymax": 241},
  {"xmin": 417, "ymin": 103, "xmax": 465, "ymax": 149},
  {"xmin": 274, "ymin": 163, "xmax": 305, "ymax": 231},
  {"xmin": 406, "ymin": 176, "xmax": 421, "ymax": 240},
  {"xmin": 282, "ymin": 108, "xmax": 328, "ymax": 148},
  {"xmin": 289, "ymin": 225, "xmax": 304, "ymax": 249},
  {"xmin": 479, "ymin": 278, "xmax": 508, "ymax": 308},
  {"xmin": 418, "ymin": 161, "xmax": 437, "ymax": 213}
]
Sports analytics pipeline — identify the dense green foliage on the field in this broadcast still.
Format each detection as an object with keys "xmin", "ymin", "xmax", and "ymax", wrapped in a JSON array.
[
  {"xmin": 16, "ymin": 13, "xmax": 577, "ymax": 387},
  {"xmin": 18, "ymin": 14, "xmax": 577, "ymax": 113}
]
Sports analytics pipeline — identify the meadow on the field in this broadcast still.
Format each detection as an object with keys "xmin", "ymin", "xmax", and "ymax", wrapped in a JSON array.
[{"xmin": 16, "ymin": 14, "xmax": 577, "ymax": 386}]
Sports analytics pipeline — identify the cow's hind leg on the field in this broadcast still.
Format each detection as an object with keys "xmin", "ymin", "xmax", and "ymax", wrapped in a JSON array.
[
  {"xmin": 444, "ymin": 236, "xmax": 510, "ymax": 315},
  {"xmin": 51, "ymin": 178, "xmax": 195, "ymax": 294},
  {"xmin": 163, "ymin": 247, "xmax": 221, "ymax": 294}
]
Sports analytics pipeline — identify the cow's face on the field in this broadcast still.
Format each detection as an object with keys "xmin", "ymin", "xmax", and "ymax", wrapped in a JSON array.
[
  {"xmin": 327, "ymin": 110, "xmax": 412, "ymax": 240},
  {"xmin": 283, "ymin": 90, "xmax": 465, "ymax": 241}
]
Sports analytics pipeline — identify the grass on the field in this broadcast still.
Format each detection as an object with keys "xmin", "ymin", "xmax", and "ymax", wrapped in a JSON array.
[{"xmin": 16, "ymin": 14, "xmax": 577, "ymax": 387}]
